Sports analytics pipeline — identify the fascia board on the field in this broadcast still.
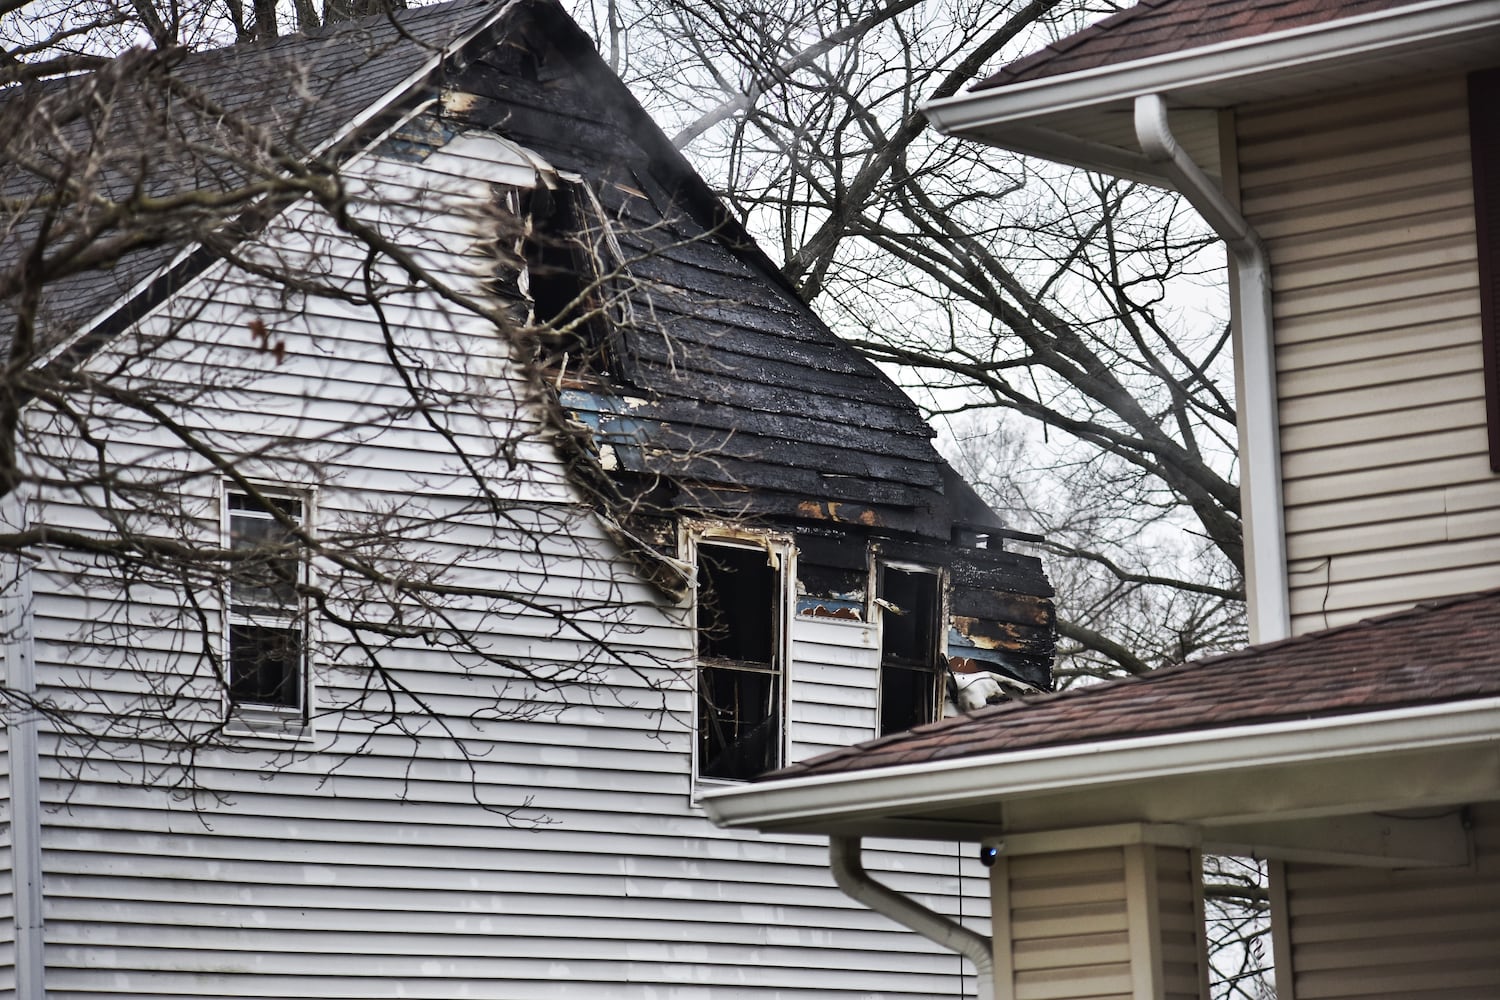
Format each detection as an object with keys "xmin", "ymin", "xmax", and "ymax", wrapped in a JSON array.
[
  {"xmin": 924, "ymin": 0, "xmax": 1500, "ymax": 137},
  {"xmin": 700, "ymin": 697, "xmax": 1500, "ymax": 833}
]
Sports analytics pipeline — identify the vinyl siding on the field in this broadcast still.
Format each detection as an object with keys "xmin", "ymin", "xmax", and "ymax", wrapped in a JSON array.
[
  {"xmin": 1276, "ymin": 802, "xmax": 1500, "ymax": 1000},
  {"xmin": 1237, "ymin": 75, "xmax": 1500, "ymax": 633},
  {"xmin": 21, "ymin": 124, "xmax": 988, "ymax": 998},
  {"xmin": 992, "ymin": 844, "xmax": 1203, "ymax": 1000}
]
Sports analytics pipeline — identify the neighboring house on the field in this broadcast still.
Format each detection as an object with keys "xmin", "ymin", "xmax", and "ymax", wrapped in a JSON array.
[
  {"xmin": 0, "ymin": 0, "xmax": 1055, "ymax": 996},
  {"xmin": 706, "ymin": 2, "xmax": 1500, "ymax": 999}
]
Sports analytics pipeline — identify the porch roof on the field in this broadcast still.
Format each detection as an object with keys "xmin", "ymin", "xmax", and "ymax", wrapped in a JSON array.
[{"xmin": 701, "ymin": 591, "xmax": 1500, "ymax": 849}]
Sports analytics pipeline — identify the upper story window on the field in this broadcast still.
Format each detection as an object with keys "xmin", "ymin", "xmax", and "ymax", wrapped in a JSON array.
[
  {"xmin": 876, "ymin": 564, "xmax": 944, "ymax": 737},
  {"xmin": 225, "ymin": 488, "xmax": 308, "ymax": 714},
  {"xmin": 694, "ymin": 536, "xmax": 788, "ymax": 781}
]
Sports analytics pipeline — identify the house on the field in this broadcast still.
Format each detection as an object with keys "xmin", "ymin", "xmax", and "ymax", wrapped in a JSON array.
[
  {"xmin": 0, "ymin": 0, "xmax": 1055, "ymax": 995},
  {"xmin": 704, "ymin": 2, "xmax": 1500, "ymax": 999}
]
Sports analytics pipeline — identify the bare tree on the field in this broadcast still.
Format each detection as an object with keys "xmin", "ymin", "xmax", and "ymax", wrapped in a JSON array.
[
  {"xmin": 585, "ymin": 1, "xmax": 1267, "ymax": 992},
  {"xmin": 584, "ymin": 0, "xmax": 1247, "ymax": 679}
]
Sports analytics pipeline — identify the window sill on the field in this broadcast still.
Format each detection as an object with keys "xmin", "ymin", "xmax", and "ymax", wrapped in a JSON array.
[{"xmin": 224, "ymin": 704, "xmax": 312, "ymax": 742}]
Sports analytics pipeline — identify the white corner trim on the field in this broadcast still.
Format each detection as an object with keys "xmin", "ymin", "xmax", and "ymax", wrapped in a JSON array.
[
  {"xmin": 924, "ymin": 0, "xmax": 1500, "ymax": 134},
  {"xmin": 700, "ymin": 697, "xmax": 1500, "ymax": 832}
]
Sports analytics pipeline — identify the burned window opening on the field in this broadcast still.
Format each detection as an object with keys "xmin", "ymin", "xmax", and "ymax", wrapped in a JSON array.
[
  {"xmin": 515, "ymin": 181, "xmax": 615, "ymax": 377},
  {"xmin": 878, "ymin": 565, "xmax": 942, "ymax": 737},
  {"xmin": 696, "ymin": 541, "xmax": 782, "ymax": 781}
]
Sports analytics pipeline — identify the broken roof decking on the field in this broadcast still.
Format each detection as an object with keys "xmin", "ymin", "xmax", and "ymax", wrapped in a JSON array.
[
  {"xmin": 770, "ymin": 588, "xmax": 1500, "ymax": 779},
  {"xmin": 3, "ymin": 0, "xmax": 1008, "ymax": 547},
  {"xmin": 441, "ymin": 12, "xmax": 969, "ymax": 536},
  {"xmin": 978, "ymin": 0, "xmax": 1415, "ymax": 88}
]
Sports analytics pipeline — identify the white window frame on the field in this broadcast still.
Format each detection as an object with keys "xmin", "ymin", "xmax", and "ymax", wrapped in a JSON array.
[
  {"xmin": 686, "ymin": 526, "xmax": 793, "ymax": 785},
  {"xmin": 872, "ymin": 558, "xmax": 947, "ymax": 738},
  {"xmin": 222, "ymin": 482, "xmax": 314, "ymax": 739}
]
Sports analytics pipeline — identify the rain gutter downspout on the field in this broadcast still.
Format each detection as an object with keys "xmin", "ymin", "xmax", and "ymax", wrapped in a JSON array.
[
  {"xmin": 1134, "ymin": 94, "xmax": 1290, "ymax": 642},
  {"xmin": 829, "ymin": 836, "xmax": 995, "ymax": 1000}
]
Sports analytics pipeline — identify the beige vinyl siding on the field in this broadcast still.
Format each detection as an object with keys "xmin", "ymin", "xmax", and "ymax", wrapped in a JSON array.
[
  {"xmin": 999, "ymin": 847, "xmax": 1134, "ymax": 1000},
  {"xmin": 23, "ymin": 121, "xmax": 987, "ymax": 999},
  {"xmin": 1237, "ymin": 75, "xmax": 1500, "ymax": 633},
  {"xmin": 993, "ymin": 844, "xmax": 1204, "ymax": 1000},
  {"xmin": 1275, "ymin": 802, "xmax": 1500, "ymax": 1000}
]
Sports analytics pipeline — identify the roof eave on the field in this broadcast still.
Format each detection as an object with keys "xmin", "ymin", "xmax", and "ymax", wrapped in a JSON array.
[
  {"xmin": 700, "ymin": 697, "xmax": 1500, "ymax": 839},
  {"xmin": 924, "ymin": 0, "xmax": 1500, "ymax": 167},
  {"xmin": 53, "ymin": 0, "xmax": 523, "ymax": 370}
]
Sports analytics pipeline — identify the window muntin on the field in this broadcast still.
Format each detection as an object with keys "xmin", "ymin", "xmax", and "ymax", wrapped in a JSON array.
[
  {"xmin": 695, "ymin": 540, "xmax": 784, "ymax": 781},
  {"xmin": 877, "ymin": 565, "xmax": 943, "ymax": 737},
  {"xmin": 226, "ymin": 489, "xmax": 306, "ymax": 711}
]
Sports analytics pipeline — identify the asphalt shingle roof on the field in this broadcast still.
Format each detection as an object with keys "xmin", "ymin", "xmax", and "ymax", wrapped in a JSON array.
[
  {"xmin": 770, "ymin": 588, "xmax": 1500, "ymax": 779},
  {"xmin": 977, "ymin": 0, "xmax": 1417, "ymax": 89},
  {"xmin": 1, "ymin": 0, "xmax": 1031, "ymax": 551}
]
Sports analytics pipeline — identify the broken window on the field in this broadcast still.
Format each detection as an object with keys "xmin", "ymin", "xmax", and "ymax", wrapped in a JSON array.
[
  {"xmin": 877, "ymin": 565, "xmax": 943, "ymax": 736},
  {"xmin": 514, "ymin": 181, "xmax": 613, "ymax": 374},
  {"xmin": 226, "ymin": 488, "xmax": 307, "ymax": 712},
  {"xmin": 695, "ymin": 540, "xmax": 784, "ymax": 781}
]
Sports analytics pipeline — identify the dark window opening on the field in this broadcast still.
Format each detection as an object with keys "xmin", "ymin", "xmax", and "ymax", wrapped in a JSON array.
[
  {"xmin": 517, "ymin": 182, "xmax": 612, "ymax": 374},
  {"xmin": 227, "ymin": 489, "xmax": 306, "ymax": 711},
  {"xmin": 878, "ymin": 566, "xmax": 942, "ymax": 736},
  {"xmin": 696, "ymin": 542, "xmax": 781, "ymax": 781}
]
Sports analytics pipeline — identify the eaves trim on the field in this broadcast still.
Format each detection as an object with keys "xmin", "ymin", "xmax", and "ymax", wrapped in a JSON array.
[
  {"xmin": 924, "ymin": 0, "xmax": 1500, "ymax": 135},
  {"xmin": 700, "ymin": 697, "xmax": 1500, "ymax": 832}
]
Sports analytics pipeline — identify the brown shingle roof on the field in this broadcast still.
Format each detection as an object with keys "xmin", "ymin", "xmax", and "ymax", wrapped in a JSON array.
[
  {"xmin": 976, "ymin": 0, "xmax": 1417, "ymax": 90},
  {"xmin": 771, "ymin": 588, "xmax": 1500, "ymax": 779}
]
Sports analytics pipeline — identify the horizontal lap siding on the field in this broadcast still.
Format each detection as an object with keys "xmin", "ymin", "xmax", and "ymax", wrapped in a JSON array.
[
  {"xmin": 31, "ymin": 133, "xmax": 983, "ymax": 998},
  {"xmin": 1237, "ymin": 76, "xmax": 1500, "ymax": 633},
  {"xmin": 789, "ymin": 616, "xmax": 879, "ymax": 760},
  {"xmin": 1001, "ymin": 848, "xmax": 1133, "ymax": 1000},
  {"xmin": 1279, "ymin": 803, "xmax": 1500, "ymax": 1000}
]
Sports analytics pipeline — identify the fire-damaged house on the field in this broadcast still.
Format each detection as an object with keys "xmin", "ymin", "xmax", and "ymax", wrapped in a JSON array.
[{"xmin": 0, "ymin": 0, "xmax": 1051, "ymax": 995}]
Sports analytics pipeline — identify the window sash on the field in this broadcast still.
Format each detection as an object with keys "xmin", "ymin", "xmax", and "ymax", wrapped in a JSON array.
[{"xmin": 226, "ymin": 488, "xmax": 307, "ymax": 713}]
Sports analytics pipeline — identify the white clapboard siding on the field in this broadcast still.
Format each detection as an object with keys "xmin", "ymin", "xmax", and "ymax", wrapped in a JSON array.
[
  {"xmin": 1237, "ymin": 75, "xmax": 1500, "ymax": 633},
  {"xmin": 790, "ymin": 615, "xmax": 880, "ymax": 760},
  {"xmin": 19, "ymin": 119, "xmax": 990, "ymax": 999},
  {"xmin": 1277, "ymin": 803, "xmax": 1500, "ymax": 1000}
]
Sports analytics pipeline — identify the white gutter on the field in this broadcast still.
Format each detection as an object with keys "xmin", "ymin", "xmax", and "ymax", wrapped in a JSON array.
[
  {"xmin": 2, "ymin": 493, "xmax": 44, "ymax": 995},
  {"xmin": 1132, "ymin": 94, "xmax": 1289, "ymax": 643},
  {"xmin": 924, "ymin": 0, "xmax": 1500, "ymax": 133},
  {"xmin": 830, "ymin": 837, "xmax": 994, "ymax": 1000},
  {"xmin": 701, "ymin": 697, "xmax": 1500, "ymax": 831}
]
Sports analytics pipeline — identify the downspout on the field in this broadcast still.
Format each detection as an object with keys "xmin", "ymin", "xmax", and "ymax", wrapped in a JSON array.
[
  {"xmin": 2, "ymin": 492, "xmax": 45, "ymax": 994},
  {"xmin": 829, "ymin": 836, "xmax": 994, "ymax": 1000},
  {"xmin": 1134, "ymin": 94, "xmax": 1290, "ymax": 643}
]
